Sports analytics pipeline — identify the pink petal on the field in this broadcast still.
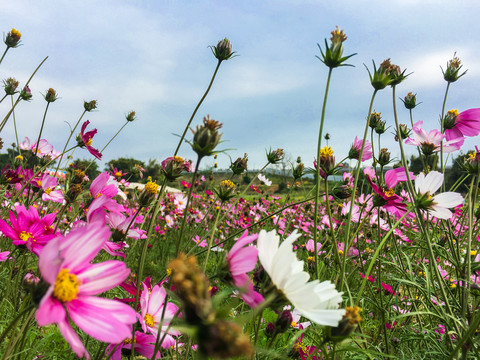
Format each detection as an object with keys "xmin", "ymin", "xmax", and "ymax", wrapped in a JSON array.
[{"xmin": 78, "ymin": 261, "xmax": 130, "ymax": 295}]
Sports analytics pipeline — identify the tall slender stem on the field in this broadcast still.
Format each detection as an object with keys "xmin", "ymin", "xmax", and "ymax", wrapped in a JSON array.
[
  {"xmin": 33, "ymin": 102, "xmax": 51, "ymax": 159},
  {"xmin": 0, "ymin": 47, "xmax": 9, "ymax": 65},
  {"xmin": 203, "ymin": 204, "xmax": 222, "ymax": 271},
  {"xmin": 440, "ymin": 82, "xmax": 451, "ymax": 175},
  {"xmin": 340, "ymin": 89, "xmax": 378, "ymax": 290},
  {"xmin": 0, "ymin": 56, "xmax": 48, "ymax": 134},
  {"xmin": 55, "ymin": 109, "xmax": 87, "ymax": 173},
  {"xmin": 173, "ymin": 60, "xmax": 222, "ymax": 156},
  {"xmin": 313, "ymin": 67, "xmax": 333, "ymax": 279},
  {"xmin": 11, "ymin": 96, "xmax": 21, "ymax": 156}
]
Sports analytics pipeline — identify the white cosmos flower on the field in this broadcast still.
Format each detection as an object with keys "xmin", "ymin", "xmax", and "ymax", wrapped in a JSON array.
[
  {"xmin": 257, "ymin": 229, "xmax": 345, "ymax": 327},
  {"xmin": 415, "ymin": 171, "xmax": 464, "ymax": 220},
  {"xmin": 258, "ymin": 174, "xmax": 272, "ymax": 186}
]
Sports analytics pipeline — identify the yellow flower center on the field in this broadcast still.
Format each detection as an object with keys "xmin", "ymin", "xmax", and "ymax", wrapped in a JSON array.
[
  {"xmin": 291, "ymin": 321, "xmax": 297, "ymax": 328},
  {"xmin": 36, "ymin": 180, "xmax": 42, "ymax": 187},
  {"xmin": 53, "ymin": 269, "xmax": 80, "ymax": 302},
  {"xmin": 45, "ymin": 187, "xmax": 52, "ymax": 195},
  {"xmin": 166, "ymin": 268, "xmax": 172, "ymax": 276},
  {"xmin": 448, "ymin": 109, "xmax": 459, "ymax": 117},
  {"xmin": 19, "ymin": 231, "xmax": 33, "ymax": 242},
  {"xmin": 384, "ymin": 188, "xmax": 395, "ymax": 197},
  {"xmin": 144, "ymin": 313, "xmax": 155, "ymax": 327},
  {"xmin": 471, "ymin": 250, "xmax": 477, "ymax": 256},
  {"xmin": 15, "ymin": 155, "xmax": 23, "ymax": 161},
  {"xmin": 144, "ymin": 181, "xmax": 159, "ymax": 195},
  {"xmin": 320, "ymin": 146, "xmax": 334, "ymax": 157},
  {"xmin": 11, "ymin": 28, "xmax": 21, "ymax": 38},
  {"xmin": 86, "ymin": 138, "xmax": 93, "ymax": 146},
  {"xmin": 173, "ymin": 156, "xmax": 184, "ymax": 163},
  {"xmin": 115, "ymin": 171, "xmax": 122, "ymax": 177},
  {"xmin": 221, "ymin": 180, "xmax": 235, "ymax": 189}
]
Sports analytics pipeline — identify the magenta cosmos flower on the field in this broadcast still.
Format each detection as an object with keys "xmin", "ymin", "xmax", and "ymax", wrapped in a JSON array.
[
  {"xmin": 77, "ymin": 120, "xmax": 102, "ymax": 160},
  {"xmin": 0, "ymin": 205, "xmax": 57, "ymax": 256},
  {"xmin": 444, "ymin": 108, "xmax": 480, "ymax": 145},
  {"xmin": 226, "ymin": 231, "xmax": 264, "ymax": 308},
  {"xmin": 36, "ymin": 222, "xmax": 136, "ymax": 359},
  {"xmin": 367, "ymin": 167, "xmax": 414, "ymax": 218},
  {"xmin": 349, "ymin": 136, "xmax": 372, "ymax": 162},
  {"xmin": 38, "ymin": 173, "xmax": 64, "ymax": 203}
]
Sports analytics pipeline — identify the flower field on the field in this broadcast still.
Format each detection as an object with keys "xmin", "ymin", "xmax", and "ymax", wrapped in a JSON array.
[{"xmin": 1, "ymin": 27, "xmax": 480, "ymax": 359}]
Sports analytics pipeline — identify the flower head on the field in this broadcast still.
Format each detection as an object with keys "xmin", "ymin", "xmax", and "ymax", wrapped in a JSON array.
[
  {"xmin": 77, "ymin": 120, "xmax": 102, "ymax": 160},
  {"xmin": 3, "ymin": 77, "xmax": 19, "ymax": 95},
  {"xmin": 230, "ymin": 153, "xmax": 248, "ymax": 175},
  {"xmin": 414, "ymin": 171, "xmax": 463, "ymax": 219},
  {"xmin": 442, "ymin": 53, "xmax": 467, "ymax": 83},
  {"xmin": 444, "ymin": 108, "xmax": 480, "ymax": 146},
  {"xmin": 316, "ymin": 26, "xmax": 356, "ymax": 68},
  {"xmin": 43, "ymin": 88, "xmax": 58, "ymax": 103},
  {"xmin": 210, "ymin": 38, "xmax": 236, "ymax": 61},
  {"xmin": 257, "ymin": 230, "xmax": 345, "ymax": 326},
  {"xmin": 348, "ymin": 136, "xmax": 372, "ymax": 162},
  {"xmin": 191, "ymin": 115, "xmax": 223, "ymax": 158},
  {"xmin": 4, "ymin": 28, "xmax": 21, "ymax": 48},
  {"xmin": 405, "ymin": 121, "xmax": 462, "ymax": 156},
  {"xmin": 161, "ymin": 156, "xmax": 192, "ymax": 181},
  {"xmin": 35, "ymin": 222, "xmax": 137, "ymax": 358}
]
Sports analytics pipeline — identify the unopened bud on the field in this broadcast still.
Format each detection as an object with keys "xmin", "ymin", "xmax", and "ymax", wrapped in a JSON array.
[
  {"xmin": 83, "ymin": 100, "xmax": 97, "ymax": 112},
  {"xmin": 126, "ymin": 110, "xmax": 136, "ymax": 122},
  {"xmin": 20, "ymin": 85, "xmax": 32, "ymax": 101},
  {"xmin": 266, "ymin": 148, "xmax": 284, "ymax": 164},
  {"xmin": 3, "ymin": 77, "xmax": 19, "ymax": 95},
  {"xmin": 275, "ymin": 310, "xmax": 293, "ymax": 333},
  {"xmin": 43, "ymin": 88, "xmax": 58, "ymax": 103},
  {"xmin": 211, "ymin": 38, "xmax": 235, "ymax": 61},
  {"xmin": 4, "ymin": 28, "xmax": 22, "ymax": 48}
]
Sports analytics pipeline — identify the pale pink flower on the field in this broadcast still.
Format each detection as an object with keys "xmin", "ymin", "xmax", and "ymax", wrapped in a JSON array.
[
  {"xmin": 349, "ymin": 136, "xmax": 372, "ymax": 161},
  {"xmin": 139, "ymin": 283, "xmax": 180, "ymax": 346},
  {"xmin": 105, "ymin": 331, "xmax": 161, "ymax": 360},
  {"xmin": 36, "ymin": 222, "xmax": 137, "ymax": 359},
  {"xmin": 38, "ymin": 173, "xmax": 64, "ymax": 203},
  {"xmin": 405, "ymin": 121, "xmax": 462, "ymax": 154}
]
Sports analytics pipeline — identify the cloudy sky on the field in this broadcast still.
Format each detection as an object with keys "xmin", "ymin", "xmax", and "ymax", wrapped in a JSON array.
[{"xmin": 1, "ymin": 1, "xmax": 479, "ymax": 172}]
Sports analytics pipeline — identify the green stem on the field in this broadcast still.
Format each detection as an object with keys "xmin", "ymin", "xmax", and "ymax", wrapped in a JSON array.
[
  {"xmin": 203, "ymin": 203, "xmax": 222, "ymax": 271},
  {"xmin": 324, "ymin": 178, "xmax": 340, "ymax": 266},
  {"xmin": 11, "ymin": 96, "xmax": 21, "ymax": 156},
  {"xmin": 0, "ymin": 56, "xmax": 49, "ymax": 134},
  {"xmin": 33, "ymin": 102, "xmax": 51, "ymax": 158},
  {"xmin": 0, "ymin": 46, "xmax": 9, "ymax": 65},
  {"xmin": 440, "ymin": 82, "xmax": 451, "ymax": 176},
  {"xmin": 173, "ymin": 60, "xmax": 222, "ymax": 156},
  {"xmin": 2, "ymin": 308, "xmax": 35, "ymax": 360},
  {"xmin": 175, "ymin": 157, "xmax": 202, "ymax": 255},
  {"xmin": 313, "ymin": 67, "xmax": 333, "ymax": 279},
  {"xmin": 0, "ymin": 304, "xmax": 35, "ymax": 346},
  {"xmin": 340, "ymin": 89, "xmax": 378, "ymax": 290},
  {"xmin": 55, "ymin": 109, "xmax": 87, "ymax": 174}
]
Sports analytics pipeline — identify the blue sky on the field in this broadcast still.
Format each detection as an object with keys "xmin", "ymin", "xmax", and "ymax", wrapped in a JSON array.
[{"xmin": 1, "ymin": 1, "xmax": 480, "ymax": 172}]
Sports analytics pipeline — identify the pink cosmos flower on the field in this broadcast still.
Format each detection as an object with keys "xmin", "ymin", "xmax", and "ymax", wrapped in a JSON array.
[
  {"xmin": 367, "ymin": 167, "xmax": 414, "ymax": 218},
  {"xmin": 414, "ymin": 171, "xmax": 464, "ymax": 219},
  {"xmin": 20, "ymin": 137, "xmax": 59, "ymax": 158},
  {"xmin": 90, "ymin": 172, "xmax": 119, "ymax": 198},
  {"xmin": 444, "ymin": 108, "xmax": 480, "ymax": 145},
  {"xmin": 139, "ymin": 283, "xmax": 180, "ymax": 346},
  {"xmin": 226, "ymin": 231, "xmax": 264, "ymax": 308},
  {"xmin": 349, "ymin": 136, "xmax": 372, "ymax": 161},
  {"xmin": 105, "ymin": 331, "xmax": 161, "ymax": 360},
  {"xmin": 78, "ymin": 120, "xmax": 102, "ymax": 160},
  {"xmin": 36, "ymin": 222, "xmax": 137, "ymax": 359},
  {"xmin": 38, "ymin": 173, "xmax": 64, "ymax": 203},
  {"xmin": 0, "ymin": 205, "xmax": 57, "ymax": 256},
  {"xmin": 405, "ymin": 121, "xmax": 463, "ymax": 154}
]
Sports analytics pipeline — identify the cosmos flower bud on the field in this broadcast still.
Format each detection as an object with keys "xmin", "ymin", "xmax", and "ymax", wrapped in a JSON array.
[
  {"xmin": 389, "ymin": 63, "xmax": 408, "ymax": 86},
  {"xmin": 275, "ymin": 310, "xmax": 293, "ymax": 334},
  {"xmin": 161, "ymin": 156, "xmax": 192, "ymax": 181},
  {"xmin": 65, "ymin": 183, "xmax": 83, "ymax": 203},
  {"xmin": 0, "ymin": 137, "xmax": 3, "ymax": 150},
  {"xmin": 139, "ymin": 179, "xmax": 159, "ymax": 206},
  {"xmin": 333, "ymin": 184, "xmax": 352, "ymax": 200},
  {"xmin": 366, "ymin": 59, "xmax": 395, "ymax": 90},
  {"xmin": 368, "ymin": 111, "xmax": 382, "ymax": 129},
  {"xmin": 317, "ymin": 26, "xmax": 356, "ymax": 68},
  {"xmin": 215, "ymin": 179, "xmax": 236, "ymax": 202},
  {"xmin": 374, "ymin": 120, "xmax": 387, "ymax": 135},
  {"xmin": 442, "ymin": 53, "xmax": 467, "ymax": 83},
  {"xmin": 292, "ymin": 162, "xmax": 305, "ymax": 180},
  {"xmin": 319, "ymin": 146, "xmax": 336, "ymax": 173},
  {"xmin": 210, "ymin": 38, "xmax": 236, "ymax": 61},
  {"xmin": 191, "ymin": 115, "xmax": 223, "ymax": 159},
  {"xmin": 20, "ymin": 85, "xmax": 32, "ymax": 101},
  {"xmin": 463, "ymin": 146, "xmax": 480, "ymax": 176},
  {"xmin": 126, "ymin": 110, "xmax": 136, "ymax": 122},
  {"xmin": 378, "ymin": 148, "xmax": 391, "ymax": 166},
  {"xmin": 329, "ymin": 306, "xmax": 363, "ymax": 341},
  {"xmin": 198, "ymin": 320, "xmax": 254, "ymax": 359},
  {"xmin": 169, "ymin": 253, "xmax": 215, "ymax": 325},
  {"xmin": 266, "ymin": 148, "xmax": 284, "ymax": 164},
  {"xmin": 83, "ymin": 100, "xmax": 97, "ymax": 112},
  {"xmin": 325, "ymin": 132, "xmax": 331, "ymax": 141},
  {"xmin": 230, "ymin": 153, "xmax": 248, "ymax": 175},
  {"xmin": 3, "ymin": 77, "xmax": 19, "ymax": 95},
  {"xmin": 402, "ymin": 92, "xmax": 418, "ymax": 110},
  {"xmin": 442, "ymin": 109, "xmax": 458, "ymax": 130},
  {"xmin": 396, "ymin": 124, "xmax": 411, "ymax": 141},
  {"xmin": 265, "ymin": 322, "xmax": 276, "ymax": 338},
  {"xmin": 43, "ymin": 88, "xmax": 58, "ymax": 103},
  {"xmin": 4, "ymin": 28, "xmax": 22, "ymax": 48}
]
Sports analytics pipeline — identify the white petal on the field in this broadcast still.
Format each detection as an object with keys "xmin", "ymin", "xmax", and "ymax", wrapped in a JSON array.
[
  {"xmin": 423, "ymin": 171, "xmax": 443, "ymax": 194},
  {"xmin": 429, "ymin": 206, "xmax": 453, "ymax": 220},
  {"xmin": 432, "ymin": 192, "xmax": 463, "ymax": 208}
]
